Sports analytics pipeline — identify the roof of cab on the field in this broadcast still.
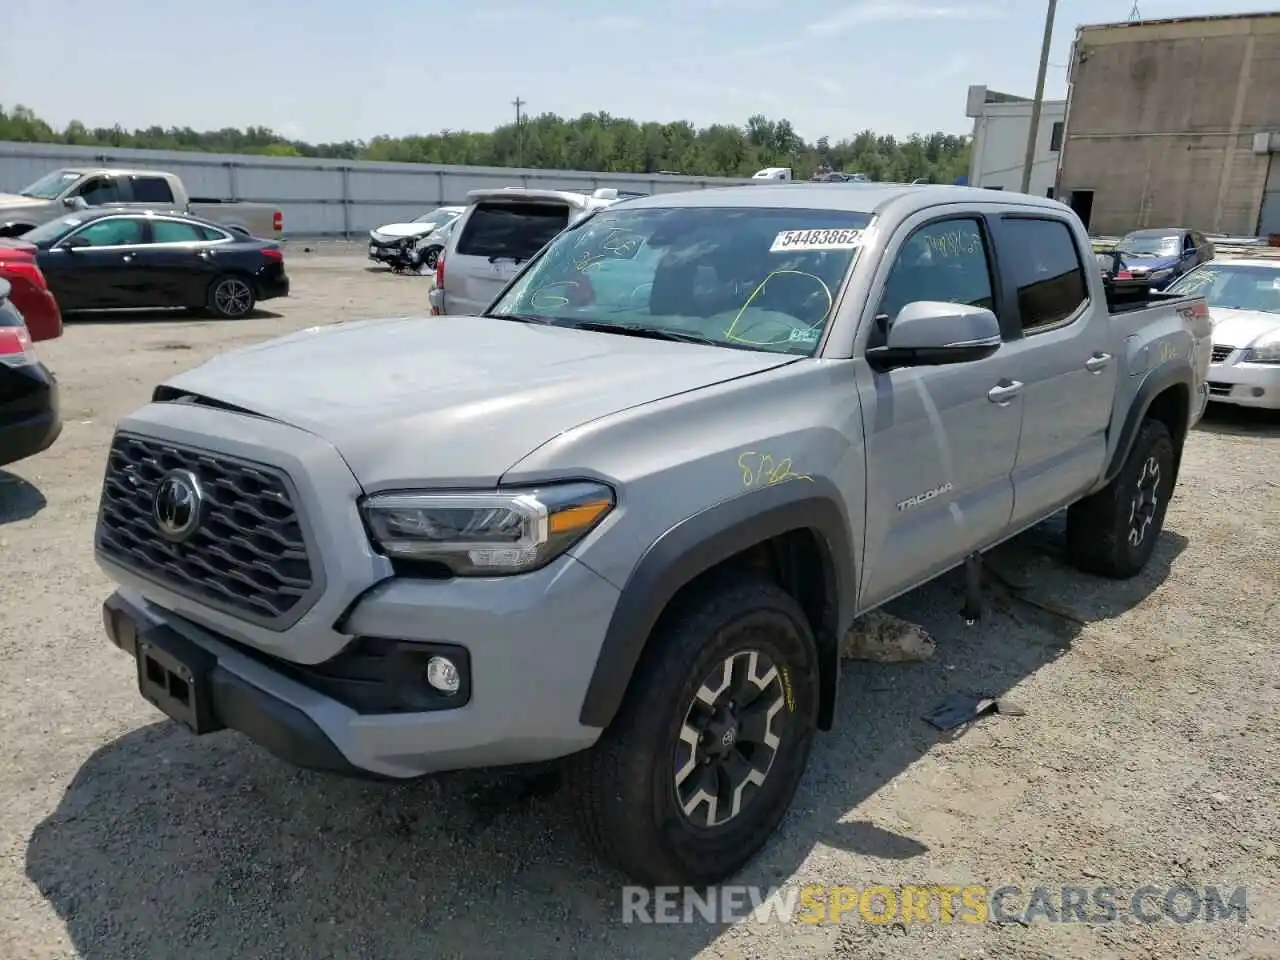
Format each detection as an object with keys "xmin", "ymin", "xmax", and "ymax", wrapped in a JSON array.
[{"xmin": 613, "ymin": 182, "xmax": 1071, "ymax": 217}]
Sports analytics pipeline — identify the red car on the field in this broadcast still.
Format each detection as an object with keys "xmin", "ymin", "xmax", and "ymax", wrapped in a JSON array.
[{"xmin": 0, "ymin": 241, "xmax": 62, "ymax": 342}]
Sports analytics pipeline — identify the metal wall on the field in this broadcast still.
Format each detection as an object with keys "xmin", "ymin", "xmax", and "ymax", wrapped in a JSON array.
[
  {"xmin": 1056, "ymin": 12, "xmax": 1280, "ymax": 237},
  {"xmin": 0, "ymin": 141, "xmax": 757, "ymax": 237}
]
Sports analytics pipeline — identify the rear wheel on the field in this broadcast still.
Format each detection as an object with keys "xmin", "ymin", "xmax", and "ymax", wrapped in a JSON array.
[
  {"xmin": 207, "ymin": 275, "xmax": 256, "ymax": 319},
  {"xmin": 1066, "ymin": 417, "xmax": 1175, "ymax": 578},
  {"xmin": 569, "ymin": 577, "xmax": 818, "ymax": 886}
]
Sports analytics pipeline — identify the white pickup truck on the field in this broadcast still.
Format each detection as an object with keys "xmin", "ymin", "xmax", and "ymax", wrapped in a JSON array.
[{"xmin": 0, "ymin": 167, "xmax": 283, "ymax": 239}]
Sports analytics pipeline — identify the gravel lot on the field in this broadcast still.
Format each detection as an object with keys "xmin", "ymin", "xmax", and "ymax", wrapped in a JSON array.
[{"xmin": 1, "ymin": 245, "xmax": 1278, "ymax": 959}]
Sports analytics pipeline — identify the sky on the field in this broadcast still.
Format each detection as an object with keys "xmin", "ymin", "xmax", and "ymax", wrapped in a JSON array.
[{"xmin": 2, "ymin": 0, "xmax": 1276, "ymax": 145}]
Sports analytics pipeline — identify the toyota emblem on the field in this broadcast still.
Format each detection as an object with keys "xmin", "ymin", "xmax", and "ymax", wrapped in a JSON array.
[
  {"xmin": 152, "ymin": 469, "xmax": 204, "ymax": 542},
  {"xmin": 721, "ymin": 728, "xmax": 737, "ymax": 747}
]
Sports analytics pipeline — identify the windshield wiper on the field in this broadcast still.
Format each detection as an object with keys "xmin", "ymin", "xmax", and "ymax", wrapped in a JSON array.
[{"xmin": 566, "ymin": 320, "xmax": 723, "ymax": 346}]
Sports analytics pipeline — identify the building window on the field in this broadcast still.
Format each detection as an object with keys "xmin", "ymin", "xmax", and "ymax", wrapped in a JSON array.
[{"xmin": 1050, "ymin": 121, "xmax": 1064, "ymax": 152}]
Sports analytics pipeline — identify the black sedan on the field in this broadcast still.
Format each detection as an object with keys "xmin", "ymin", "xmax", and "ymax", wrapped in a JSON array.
[
  {"xmin": 0, "ymin": 278, "xmax": 60, "ymax": 468},
  {"xmin": 2, "ymin": 210, "xmax": 289, "ymax": 318}
]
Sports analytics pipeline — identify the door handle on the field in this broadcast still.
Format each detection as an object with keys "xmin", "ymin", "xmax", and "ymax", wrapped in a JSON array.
[
  {"xmin": 987, "ymin": 379, "xmax": 1023, "ymax": 405},
  {"xmin": 1085, "ymin": 352, "xmax": 1112, "ymax": 373},
  {"xmin": 198, "ymin": 250, "xmax": 213, "ymax": 259},
  {"xmin": 121, "ymin": 253, "xmax": 134, "ymax": 263}
]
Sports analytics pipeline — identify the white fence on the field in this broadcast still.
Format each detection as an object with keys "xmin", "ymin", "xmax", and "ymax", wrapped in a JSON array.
[{"xmin": 0, "ymin": 141, "xmax": 757, "ymax": 237}]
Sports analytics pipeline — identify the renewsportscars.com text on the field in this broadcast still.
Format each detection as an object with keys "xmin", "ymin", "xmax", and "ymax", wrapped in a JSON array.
[{"xmin": 622, "ymin": 884, "xmax": 1249, "ymax": 925}]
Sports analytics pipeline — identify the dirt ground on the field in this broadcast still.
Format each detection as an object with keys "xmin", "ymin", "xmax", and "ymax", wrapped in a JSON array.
[{"xmin": 1, "ymin": 245, "xmax": 1278, "ymax": 959}]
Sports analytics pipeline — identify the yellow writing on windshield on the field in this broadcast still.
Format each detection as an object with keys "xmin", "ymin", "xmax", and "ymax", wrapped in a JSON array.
[{"xmin": 738, "ymin": 451, "xmax": 814, "ymax": 487}]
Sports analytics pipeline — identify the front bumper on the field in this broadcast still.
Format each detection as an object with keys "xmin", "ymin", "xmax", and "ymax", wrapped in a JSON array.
[
  {"xmin": 100, "ymin": 553, "xmax": 620, "ymax": 779},
  {"xmin": 368, "ymin": 238, "xmax": 418, "ymax": 263},
  {"xmin": 1206, "ymin": 353, "xmax": 1280, "ymax": 409}
]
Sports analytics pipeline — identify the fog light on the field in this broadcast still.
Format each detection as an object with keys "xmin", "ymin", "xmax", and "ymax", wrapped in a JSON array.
[{"xmin": 425, "ymin": 656, "xmax": 460, "ymax": 694}]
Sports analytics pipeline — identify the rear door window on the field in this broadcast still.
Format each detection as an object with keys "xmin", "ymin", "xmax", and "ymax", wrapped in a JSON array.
[
  {"xmin": 130, "ymin": 176, "xmax": 176, "ymax": 205},
  {"xmin": 455, "ymin": 202, "xmax": 570, "ymax": 261},
  {"xmin": 150, "ymin": 220, "xmax": 208, "ymax": 243},
  {"xmin": 999, "ymin": 218, "xmax": 1089, "ymax": 333}
]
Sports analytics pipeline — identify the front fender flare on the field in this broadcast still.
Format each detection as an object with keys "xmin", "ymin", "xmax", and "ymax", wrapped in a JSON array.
[{"xmin": 578, "ymin": 478, "xmax": 856, "ymax": 731}]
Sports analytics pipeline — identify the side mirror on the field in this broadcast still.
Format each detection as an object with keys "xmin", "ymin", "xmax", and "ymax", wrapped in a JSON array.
[
  {"xmin": 63, "ymin": 196, "xmax": 88, "ymax": 210},
  {"xmin": 867, "ymin": 301, "xmax": 1002, "ymax": 369},
  {"xmin": 61, "ymin": 235, "xmax": 89, "ymax": 250}
]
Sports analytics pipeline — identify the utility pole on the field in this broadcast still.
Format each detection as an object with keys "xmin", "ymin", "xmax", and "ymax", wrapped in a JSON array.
[
  {"xmin": 1021, "ymin": 0, "xmax": 1058, "ymax": 195},
  {"xmin": 512, "ymin": 97, "xmax": 526, "ymax": 168}
]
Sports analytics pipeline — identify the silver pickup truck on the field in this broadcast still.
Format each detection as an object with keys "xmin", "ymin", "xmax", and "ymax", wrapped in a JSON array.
[
  {"xmin": 0, "ymin": 167, "xmax": 282, "ymax": 239},
  {"xmin": 92, "ymin": 183, "xmax": 1211, "ymax": 887}
]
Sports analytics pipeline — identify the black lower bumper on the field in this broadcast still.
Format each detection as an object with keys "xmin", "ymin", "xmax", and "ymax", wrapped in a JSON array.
[
  {"xmin": 256, "ymin": 273, "xmax": 290, "ymax": 302},
  {"xmin": 102, "ymin": 593, "xmax": 385, "ymax": 779},
  {"xmin": 0, "ymin": 368, "xmax": 61, "ymax": 468}
]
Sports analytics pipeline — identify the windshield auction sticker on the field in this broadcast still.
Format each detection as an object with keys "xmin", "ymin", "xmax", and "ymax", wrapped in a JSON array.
[{"xmin": 770, "ymin": 229, "xmax": 864, "ymax": 252}]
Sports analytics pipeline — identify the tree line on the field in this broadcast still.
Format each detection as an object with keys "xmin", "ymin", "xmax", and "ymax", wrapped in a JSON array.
[{"xmin": 0, "ymin": 103, "xmax": 970, "ymax": 184}]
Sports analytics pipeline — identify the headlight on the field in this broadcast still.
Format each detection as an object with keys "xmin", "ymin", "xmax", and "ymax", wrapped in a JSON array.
[
  {"xmin": 1242, "ymin": 333, "xmax": 1280, "ymax": 364},
  {"xmin": 361, "ymin": 481, "xmax": 615, "ymax": 575},
  {"xmin": 1149, "ymin": 267, "xmax": 1173, "ymax": 280}
]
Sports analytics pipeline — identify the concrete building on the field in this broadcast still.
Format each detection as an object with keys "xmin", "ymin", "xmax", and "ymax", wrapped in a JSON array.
[
  {"xmin": 1055, "ymin": 12, "xmax": 1280, "ymax": 238},
  {"xmin": 964, "ymin": 85, "xmax": 1067, "ymax": 196}
]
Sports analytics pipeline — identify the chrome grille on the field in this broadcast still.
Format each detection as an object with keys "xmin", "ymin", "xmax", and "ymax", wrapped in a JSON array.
[
  {"xmin": 1210, "ymin": 344, "xmax": 1234, "ymax": 364},
  {"xmin": 96, "ymin": 433, "xmax": 318, "ymax": 628}
]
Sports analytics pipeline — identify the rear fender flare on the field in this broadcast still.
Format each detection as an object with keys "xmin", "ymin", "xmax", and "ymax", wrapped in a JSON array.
[
  {"xmin": 1101, "ymin": 363, "xmax": 1193, "ymax": 487},
  {"xmin": 578, "ymin": 478, "xmax": 856, "ymax": 732}
]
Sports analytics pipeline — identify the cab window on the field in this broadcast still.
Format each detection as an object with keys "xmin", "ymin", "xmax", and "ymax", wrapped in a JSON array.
[
  {"xmin": 75, "ymin": 177, "xmax": 123, "ymax": 206},
  {"xmin": 872, "ymin": 218, "xmax": 995, "ymax": 346}
]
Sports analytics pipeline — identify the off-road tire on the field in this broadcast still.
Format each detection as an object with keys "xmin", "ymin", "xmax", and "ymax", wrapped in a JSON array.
[
  {"xmin": 1066, "ymin": 418, "xmax": 1175, "ymax": 579},
  {"xmin": 569, "ymin": 576, "xmax": 819, "ymax": 887},
  {"xmin": 207, "ymin": 274, "xmax": 256, "ymax": 319}
]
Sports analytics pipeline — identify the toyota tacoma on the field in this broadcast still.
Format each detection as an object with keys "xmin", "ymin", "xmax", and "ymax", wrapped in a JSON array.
[{"xmin": 94, "ymin": 183, "xmax": 1212, "ymax": 887}]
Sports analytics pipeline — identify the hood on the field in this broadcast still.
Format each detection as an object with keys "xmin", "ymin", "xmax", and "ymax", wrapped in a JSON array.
[
  {"xmin": 1117, "ymin": 254, "xmax": 1180, "ymax": 273},
  {"xmin": 158, "ymin": 315, "xmax": 796, "ymax": 488},
  {"xmin": 0, "ymin": 193, "xmax": 47, "ymax": 214},
  {"xmin": 370, "ymin": 222, "xmax": 438, "ymax": 241},
  {"xmin": 1208, "ymin": 307, "xmax": 1280, "ymax": 347}
]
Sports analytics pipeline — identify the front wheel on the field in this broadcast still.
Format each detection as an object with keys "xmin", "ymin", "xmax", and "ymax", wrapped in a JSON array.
[
  {"xmin": 1066, "ymin": 417, "xmax": 1175, "ymax": 578},
  {"xmin": 207, "ymin": 275, "xmax": 256, "ymax": 319},
  {"xmin": 422, "ymin": 246, "xmax": 440, "ymax": 270},
  {"xmin": 569, "ymin": 577, "xmax": 818, "ymax": 886}
]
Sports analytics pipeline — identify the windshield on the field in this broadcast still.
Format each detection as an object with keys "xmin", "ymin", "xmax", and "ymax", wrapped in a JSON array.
[
  {"xmin": 1166, "ymin": 263, "xmax": 1280, "ymax": 314},
  {"xmin": 1116, "ymin": 233, "xmax": 1180, "ymax": 257},
  {"xmin": 487, "ymin": 205, "xmax": 873, "ymax": 355},
  {"xmin": 19, "ymin": 215, "xmax": 89, "ymax": 245},
  {"xmin": 18, "ymin": 169, "xmax": 81, "ymax": 200},
  {"xmin": 412, "ymin": 209, "xmax": 457, "ymax": 227}
]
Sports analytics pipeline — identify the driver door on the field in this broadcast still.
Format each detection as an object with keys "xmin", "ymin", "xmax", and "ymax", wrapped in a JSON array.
[
  {"xmin": 44, "ymin": 216, "xmax": 150, "ymax": 310},
  {"xmin": 855, "ymin": 212, "xmax": 1025, "ymax": 609}
]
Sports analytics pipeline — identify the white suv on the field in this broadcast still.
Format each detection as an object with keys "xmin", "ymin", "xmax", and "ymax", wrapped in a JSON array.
[{"xmin": 429, "ymin": 188, "xmax": 628, "ymax": 316}]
